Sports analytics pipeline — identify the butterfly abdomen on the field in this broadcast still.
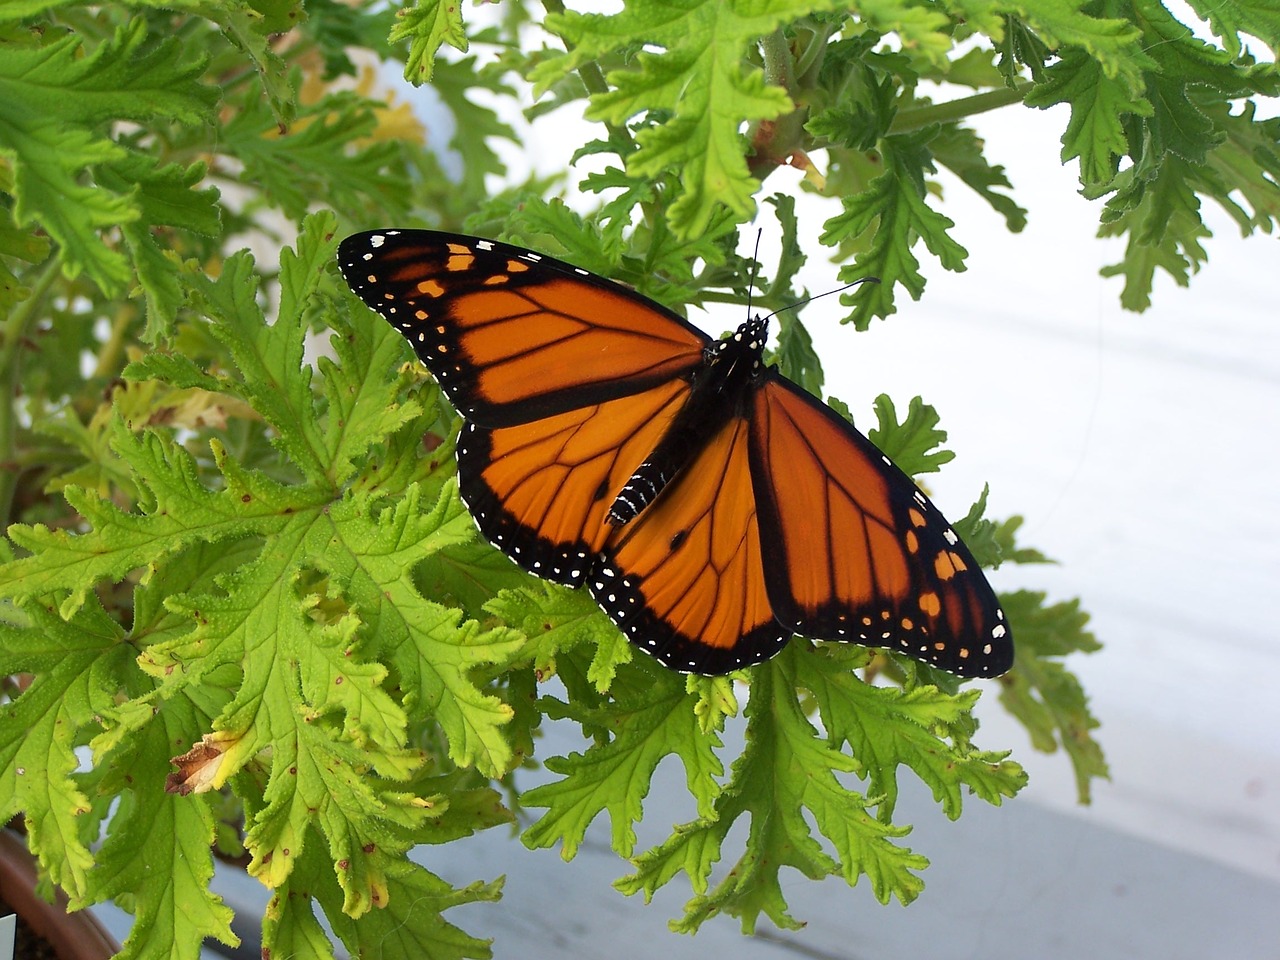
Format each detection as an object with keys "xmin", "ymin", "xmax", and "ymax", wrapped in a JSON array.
[{"xmin": 608, "ymin": 461, "xmax": 671, "ymax": 526}]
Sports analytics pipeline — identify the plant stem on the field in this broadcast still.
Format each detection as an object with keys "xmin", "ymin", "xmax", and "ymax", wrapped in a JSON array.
[
  {"xmin": 792, "ymin": 21, "xmax": 837, "ymax": 84},
  {"xmin": 92, "ymin": 303, "xmax": 136, "ymax": 380},
  {"xmin": 541, "ymin": 0, "xmax": 633, "ymax": 148},
  {"xmin": 890, "ymin": 82, "xmax": 1033, "ymax": 134},
  {"xmin": 760, "ymin": 28, "xmax": 797, "ymax": 96},
  {"xmin": 748, "ymin": 30, "xmax": 809, "ymax": 181},
  {"xmin": 0, "ymin": 260, "xmax": 60, "ymax": 528}
]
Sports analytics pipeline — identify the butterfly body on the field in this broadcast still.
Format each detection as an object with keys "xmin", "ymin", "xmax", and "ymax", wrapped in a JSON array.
[
  {"xmin": 609, "ymin": 315, "xmax": 766, "ymax": 527},
  {"xmin": 338, "ymin": 230, "xmax": 1013, "ymax": 677}
]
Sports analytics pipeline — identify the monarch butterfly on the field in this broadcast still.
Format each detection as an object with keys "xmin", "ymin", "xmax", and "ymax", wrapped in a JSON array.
[{"xmin": 337, "ymin": 230, "xmax": 1013, "ymax": 678}]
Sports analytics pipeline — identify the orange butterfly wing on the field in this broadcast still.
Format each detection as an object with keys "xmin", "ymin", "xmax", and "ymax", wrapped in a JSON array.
[
  {"xmin": 592, "ymin": 414, "xmax": 788, "ymax": 673},
  {"xmin": 457, "ymin": 379, "xmax": 691, "ymax": 585},
  {"xmin": 748, "ymin": 377, "xmax": 1013, "ymax": 677},
  {"xmin": 338, "ymin": 230, "xmax": 708, "ymax": 426}
]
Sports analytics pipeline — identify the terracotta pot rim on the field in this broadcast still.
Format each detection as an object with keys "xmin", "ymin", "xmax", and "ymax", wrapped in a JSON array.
[{"xmin": 0, "ymin": 829, "xmax": 120, "ymax": 960}]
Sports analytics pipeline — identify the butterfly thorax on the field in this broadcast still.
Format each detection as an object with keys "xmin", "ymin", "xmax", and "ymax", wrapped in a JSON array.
[{"xmin": 607, "ymin": 316, "xmax": 769, "ymax": 527}]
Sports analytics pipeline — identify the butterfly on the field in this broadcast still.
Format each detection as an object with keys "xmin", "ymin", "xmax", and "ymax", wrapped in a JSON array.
[{"xmin": 336, "ymin": 230, "xmax": 1013, "ymax": 678}]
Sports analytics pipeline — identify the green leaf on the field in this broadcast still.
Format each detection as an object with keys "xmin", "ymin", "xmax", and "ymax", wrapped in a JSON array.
[
  {"xmin": 998, "ymin": 590, "xmax": 1108, "ymax": 802},
  {"xmin": 92, "ymin": 697, "xmax": 238, "ymax": 960},
  {"xmin": 951, "ymin": 485, "xmax": 1006, "ymax": 569},
  {"xmin": 244, "ymin": 721, "xmax": 434, "ymax": 915},
  {"xmin": 581, "ymin": 164, "xmax": 653, "ymax": 257},
  {"xmin": 390, "ymin": 0, "xmax": 470, "ymax": 83},
  {"xmin": 431, "ymin": 57, "xmax": 520, "ymax": 202},
  {"xmin": 200, "ymin": 1, "xmax": 297, "ymax": 122},
  {"xmin": 1098, "ymin": 156, "xmax": 1213, "ymax": 310},
  {"xmin": 95, "ymin": 153, "xmax": 222, "ymax": 339},
  {"xmin": 992, "ymin": 515, "xmax": 1055, "ymax": 565},
  {"xmin": 483, "ymin": 582, "xmax": 611, "ymax": 678},
  {"xmin": 1184, "ymin": 0, "xmax": 1280, "ymax": 56},
  {"xmin": 522, "ymin": 671, "xmax": 722, "ymax": 859},
  {"xmin": 305, "ymin": 0, "xmax": 398, "ymax": 78},
  {"xmin": 852, "ymin": 0, "xmax": 952, "ymax": 68},
  {"xmin": 0, "ymin": 20, "xmax": 215, "ymax": 127},
  {"xmin": 0, "ymin": 118, "xmax": 133, "ymax": 293},
  {"xmin": 0, "ymin": 428, "xmax": 303, "ymax": 613},
  {"xmin": 619, "ymin": 651, "xmax": 932, "ymax": 933},
  {"xmin": 184, "ymin": 217, "xmax": 334, "ymax": 481},
  {"xmin": 1025, "ymin": 49, "xmax": 1153, "ymax": 187},
  {"xmin": 931, "ymin": 123, "xmax": 1028, "ymax": 230},
  {"xmin": 0, "ymin": 21, "xmax": 216, "ymax": 295},
  {"xmin": 324, "ymin": 487, "xmax": 524, "ymax": 777},
  {"xmin": 0, "ymin": 1, "xmax": 78, "ymax": 19},
  {"xmin": 773, "ymin": 311, "xmax": 825, "ymax": 399},
  {"xmin": 321, "ymin": 850, "xmax": 502, "ymax": 960},
  {"xmin": 1013, "ymin": 0, "xmax": 1146, "ymax": 87},
  {"xmin": 221, "ymin": 89, "xmax": 407, "ymax": 222},
  {"xmin": 795, "ymin": 651, "xmax": 1024, "ymax": 821},
  {"xmin": 1202, "ymin": 100, "xmax": 1280, "ymax": 233},
  {"xmin": 319, "ymin": 309, "xmax": 424, "ymax": 487},
  {"xmin": 0, "ymin": 597, "xmax": 130, "ymax": 900},
  {"xmin": 821, "ymin": 129, "xmax": 968, "ymax": 328},
  {"xmin": 537, "ymin": 1, "xmax": 814, "ymax": 237},
  {"xmin": 867, "ymin": 394, "xmax": 954, "ymax": 477}
]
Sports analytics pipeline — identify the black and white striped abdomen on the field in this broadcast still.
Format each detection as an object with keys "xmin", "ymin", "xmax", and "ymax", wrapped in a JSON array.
[{"xmin": 607, "ymin": 459, "xmax": 671, "ymax": 526}]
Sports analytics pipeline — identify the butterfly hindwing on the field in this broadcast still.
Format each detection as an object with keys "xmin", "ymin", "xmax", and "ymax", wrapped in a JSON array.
[
  {"xmin": 592, "ymin": 414, "xmax": 789, "ymax": 674},
  {"xmin": 457, "ymin": 379, "xmax": 691, "ymax": 586},
  {"xmin": 337, "ymin": 230, "xmax": 709, "ymax": 427},
  {"xmin": 748, "ymin": 376, "xmax": 1013, "ymax": 677}
]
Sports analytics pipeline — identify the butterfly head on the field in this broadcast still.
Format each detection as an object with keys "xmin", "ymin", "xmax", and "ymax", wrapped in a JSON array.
[
  {"xmin": 737, "ymin": 314, "xmax": 769, "ymax": 350},
  {"xmin": 707, "ymin": 315, "xmax": 769, "ymax": 374}
]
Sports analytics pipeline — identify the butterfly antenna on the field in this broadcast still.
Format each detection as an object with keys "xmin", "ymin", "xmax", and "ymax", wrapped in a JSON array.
[
  {"xmin": 762, "ymin": 275, "xmax": 880, "ymax": 323},
  {"xmin": 746, "ymin": 229, "xmax": 762, "ymax": 318}
]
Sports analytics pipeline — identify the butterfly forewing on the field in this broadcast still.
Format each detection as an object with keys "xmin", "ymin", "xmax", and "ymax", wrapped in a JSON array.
[
  {"xmin": 337, "ymin": 231, "xmax": 709, "ymax": 427},
  {"xmin": 748, "ymin": 377, "xmax": 1013, "ymax": 677}
]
